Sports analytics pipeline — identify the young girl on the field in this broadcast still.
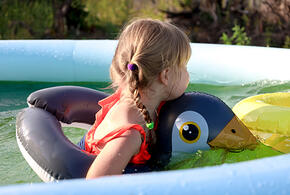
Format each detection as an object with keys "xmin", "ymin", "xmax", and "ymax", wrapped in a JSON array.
[{"xmin": 84, "ymin": 18, "xmax": 191, "ymax": 179}]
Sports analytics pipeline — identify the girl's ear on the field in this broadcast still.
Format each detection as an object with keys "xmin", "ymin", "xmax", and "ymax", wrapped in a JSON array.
[{"xmin": 159, "ymin": 67, "xmax": 170, "ymax": 86}]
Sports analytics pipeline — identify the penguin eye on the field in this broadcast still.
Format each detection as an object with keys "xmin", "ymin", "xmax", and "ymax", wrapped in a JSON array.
[{"xmin": 179, "ymin": 122, "xmax": 201, "ymax": 144}]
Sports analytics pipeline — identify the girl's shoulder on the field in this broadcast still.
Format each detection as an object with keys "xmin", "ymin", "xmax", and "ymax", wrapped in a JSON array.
[
  {"xmin": 94, "ymin": 100, "xmax": 145, "ymax": 140},
  {"xmin": 110, "ymin": 100, "xmax": 144, "ymax": 129}
]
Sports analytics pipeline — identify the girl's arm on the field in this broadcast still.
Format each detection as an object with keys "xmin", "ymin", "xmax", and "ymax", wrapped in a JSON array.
[{"xmin": 86, "ymin": 129, "xmax": 142, "ymax": 179}]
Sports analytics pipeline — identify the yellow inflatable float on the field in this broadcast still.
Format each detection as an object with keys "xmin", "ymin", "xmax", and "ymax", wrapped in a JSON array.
[{"xmin": 233, "ymin": 92, "xmax": 290, "ymax": 153}]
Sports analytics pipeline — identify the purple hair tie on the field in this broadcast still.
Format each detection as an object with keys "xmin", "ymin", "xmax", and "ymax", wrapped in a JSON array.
[{"xmin": 128, "ymin": 64, "xmax": 138, "ymax": 71}]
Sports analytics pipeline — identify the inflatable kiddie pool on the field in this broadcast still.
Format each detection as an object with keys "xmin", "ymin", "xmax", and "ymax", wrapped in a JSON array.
[{"xmin": 0, "ymin": 40, "xmax": 289, "ymax": 194}]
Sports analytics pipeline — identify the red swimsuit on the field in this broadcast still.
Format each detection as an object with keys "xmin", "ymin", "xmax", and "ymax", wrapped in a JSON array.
[{"xmin": 85, "ymin": 90, "xmax": 151, "ymax": 164}]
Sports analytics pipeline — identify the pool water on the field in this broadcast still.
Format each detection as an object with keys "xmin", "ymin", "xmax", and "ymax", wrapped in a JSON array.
[{"xmin": 0, "ymin": 80, "xmax": 289, "ymax": 186}]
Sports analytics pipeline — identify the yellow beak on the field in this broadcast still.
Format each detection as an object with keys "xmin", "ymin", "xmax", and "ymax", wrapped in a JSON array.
[{"xmin": 208, "ymin": 116, "xmax": 258, "ymax": 150}]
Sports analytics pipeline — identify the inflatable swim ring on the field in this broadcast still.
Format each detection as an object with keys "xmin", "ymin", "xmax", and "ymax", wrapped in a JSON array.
[
  {"xmin": 16, "ymin": 86, "xmax": 151, "ymax": 182},
  {"xmin": 16, "ymin": 86, "xmax": 257, "ymax": 182},
  {"xmin": 233, "ymin": 92, "xmax": 290, "ymax": 153}
]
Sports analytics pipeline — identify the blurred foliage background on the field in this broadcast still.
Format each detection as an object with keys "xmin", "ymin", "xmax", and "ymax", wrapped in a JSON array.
[{"xmin": 0, "ymin": 0, "xmax": 289, "ymax": 48}]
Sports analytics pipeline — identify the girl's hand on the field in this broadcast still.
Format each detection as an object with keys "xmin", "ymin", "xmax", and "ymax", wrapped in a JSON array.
[{"xmin": 86, "ymin": 129, "xmax": 142, "ymax": 179}]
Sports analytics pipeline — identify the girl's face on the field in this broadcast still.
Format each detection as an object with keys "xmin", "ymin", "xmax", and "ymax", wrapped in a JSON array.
[{"xmin": 166, "ymin": 66, "xmax": 189, "ymax": 100}]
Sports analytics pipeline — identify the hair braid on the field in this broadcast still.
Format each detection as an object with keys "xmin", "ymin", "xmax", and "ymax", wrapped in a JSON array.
[
  {"xmin": 128, "ymin": 66, "xmax": 157, "ymax": 148},
  {"xmin": 128, "ymin": 66, "xmax": 153, "ymax": 126}
]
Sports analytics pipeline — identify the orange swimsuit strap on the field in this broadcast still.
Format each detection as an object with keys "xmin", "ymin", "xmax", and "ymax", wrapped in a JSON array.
[{"xmin": 84, "ymin": 90, "xmax": 153, "ymax": 164}]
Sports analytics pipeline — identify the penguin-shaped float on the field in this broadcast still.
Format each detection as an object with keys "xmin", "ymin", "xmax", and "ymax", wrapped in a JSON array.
[
  {"xmin": 152, "ymin": 92, "xmax": 257, "ymax": 166},
  {"xmin": 16, "ymin": 86, "xmax": 257, "ymax": 181}
]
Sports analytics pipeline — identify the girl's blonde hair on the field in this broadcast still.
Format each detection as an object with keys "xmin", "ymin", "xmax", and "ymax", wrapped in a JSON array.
[{"xmin": 110, "ymin": 18, "xmax": 191, "ymax": 126}]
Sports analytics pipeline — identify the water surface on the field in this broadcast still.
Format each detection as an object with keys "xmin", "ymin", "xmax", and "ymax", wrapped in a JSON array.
[{"xmin": 0, "ymin": 80, "xmax": 289, "ymax": 185}]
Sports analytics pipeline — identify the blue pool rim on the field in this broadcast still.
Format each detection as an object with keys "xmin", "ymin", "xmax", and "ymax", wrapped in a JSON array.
[
  {"xmin": 0, "ymin": 40, "xmax": 289, "ymax": 85},
  {"xmin": 1, "ymin": 153, "xmax": 290, "ymax": 194}
]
